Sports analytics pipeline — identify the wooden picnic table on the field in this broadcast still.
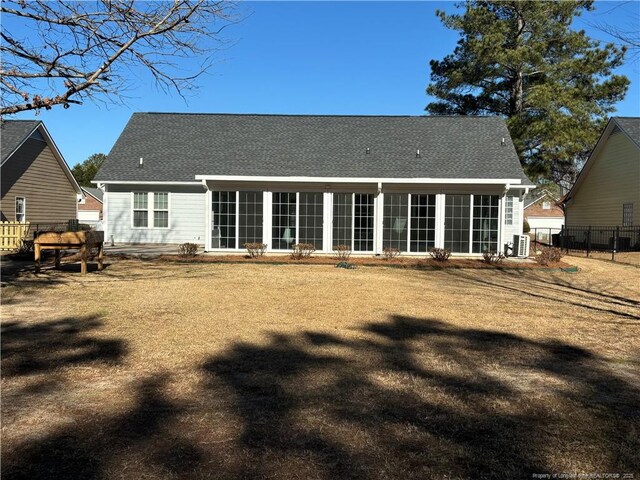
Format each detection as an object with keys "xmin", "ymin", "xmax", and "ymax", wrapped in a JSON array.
[{"xmin": 34, "ymin": 230, "xmax": 104, "ymax": 274}]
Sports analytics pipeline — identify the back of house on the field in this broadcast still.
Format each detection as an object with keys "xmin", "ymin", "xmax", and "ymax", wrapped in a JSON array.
[
  {"xmin": 1, "ymin": 120, "xmax": 81, "ymax": 227},
  {"xmin": 95, "ymin": 113, "xmax": 534, "ymax": 256}
]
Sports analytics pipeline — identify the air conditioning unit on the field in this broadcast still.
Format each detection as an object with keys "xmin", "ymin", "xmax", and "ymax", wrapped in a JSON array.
[{"xmin": 513, "ymin": 234, "xmax": 530, "ymax": 258}]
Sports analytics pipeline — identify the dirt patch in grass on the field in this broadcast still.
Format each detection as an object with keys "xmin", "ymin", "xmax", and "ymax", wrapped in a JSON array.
[{"xmin": 2, "ymin": 257, "xmax": 639, "ymax": 479}]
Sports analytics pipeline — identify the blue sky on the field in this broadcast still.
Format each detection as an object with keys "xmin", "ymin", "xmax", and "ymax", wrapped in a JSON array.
[{"xmin": 7, "ymin": 1, "xmax": 640, "ymax": 167}]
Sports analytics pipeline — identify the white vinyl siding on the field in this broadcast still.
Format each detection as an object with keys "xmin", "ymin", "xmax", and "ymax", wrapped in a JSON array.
[
  {"xmin": 106, "ymin": 185, "xmax": 205, "ymax": 244},
  {"xmin": 502, "ymin": 191, "xmax": 524, "ymax": 249}
]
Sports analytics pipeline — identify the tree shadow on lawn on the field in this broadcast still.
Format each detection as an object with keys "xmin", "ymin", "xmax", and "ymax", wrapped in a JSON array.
[
  {"xmin": 439, "ymin": 268, "xmax": 640, "ymax": 321},
  {"xmin": 1, "ymin": 315, "xmax": 126, "ymax": 378},
  {"xmin": 201, "ymin": 316, "xmax": 640, "ymax": 478},
  {"xmin": 3, "ymin": 316, "xmax": 639, "ymax": 479}
]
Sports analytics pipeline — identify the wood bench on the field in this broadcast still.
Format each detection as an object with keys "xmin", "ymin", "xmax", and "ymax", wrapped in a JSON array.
[{"xmin": 34, "ymin": 230, "xmax": 104, "ymax": 274}]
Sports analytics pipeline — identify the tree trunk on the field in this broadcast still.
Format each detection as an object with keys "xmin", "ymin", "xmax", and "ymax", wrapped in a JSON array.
[{"xmin": 510, "ymin": 13, "xmax": 525, "ymax": 115}]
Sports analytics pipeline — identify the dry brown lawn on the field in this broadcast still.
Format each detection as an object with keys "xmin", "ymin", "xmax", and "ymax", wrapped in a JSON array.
[
  {"xmin": 568, "ymin": 251, "xmax": 640, "ymax": 267},
  {"xmin": 2, "ymin": 257, "xmax": 639, "ymax": 479}
]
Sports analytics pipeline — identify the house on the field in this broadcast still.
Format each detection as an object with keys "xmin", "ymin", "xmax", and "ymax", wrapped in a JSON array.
[
  {"xmin": 78, "ymin": 187, "xmax": 104, "ymax": 226},
  {"xmin": 1, "ymin": 120, "xmax": 82, "ymax": 227},
  {"xmin": 523, "ymin": 188, "xmax": 564, "ymax": 243},
  {"xmin": 563, "ymin": 117, "xmax": 640, "ymax": 227},
  {"xmin": 94, "ymin": 113, "xmax": 534, "ymax": 255}
]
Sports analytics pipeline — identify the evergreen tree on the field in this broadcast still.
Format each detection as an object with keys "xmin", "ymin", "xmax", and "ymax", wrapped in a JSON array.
[
  {"xmin": 426, "ymin": 1, "xmax": 629, "ymax": 187},
  {"xmin": 71, "ymin": 153, "xmax": 106, "ymax": 188}
]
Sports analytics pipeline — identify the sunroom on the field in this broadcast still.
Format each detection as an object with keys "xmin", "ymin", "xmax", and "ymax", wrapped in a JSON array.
[{"xmin": 198, "ymin": 177, "xmax": 527, "ymax": 256}]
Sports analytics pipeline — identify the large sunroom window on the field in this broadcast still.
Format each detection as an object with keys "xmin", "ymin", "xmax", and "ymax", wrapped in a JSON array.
[
  {"xmin": 410, "ymin": 194, "xmax": 436, "ymax": 252},
  {"xmin": 444, "ymin": 195, "xmax": 471, "ymax": 253},
  {"xmin": 212, "ymin": 191, "xmax": 237, "ymax": 248},
  {"xmin": 383, "ymin": 194, "xmax": 436, "ymax": 252},
  {"xmin": 212, "ymin": 191, "xmax": 264, "ymax": 249},
  {"xmin": 472, "ymin": 195, "xmax": 499, "ymax": 253},
  {"xmin": 332, "ymin": 193, "xmax": 374, "ymax": 252},
  {"xmin": 272, "ymin": 192, "xmax": 297, "ymax": 250},
  {"xmin": 332, "ymin": 193, "xmax": 352, "ymax": 248},
  {"xmin": 383, "ymin": 194, "xmax": 408, "ymax": 251},
  {"xmin": 298, "ymin": 192, "xmax": 324, "ymax": 249},
  {"xmin": 239, "ymin": 191, "xmax": 263, "ymax": 246},
  {"xmin": 354, "ymin": 193, "xmax": 375, "ymax": 251}
]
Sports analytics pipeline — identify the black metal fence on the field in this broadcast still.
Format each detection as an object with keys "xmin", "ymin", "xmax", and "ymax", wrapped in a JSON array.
[
  {"xmin": 530, "ymin": 227, "xmax": 563, "ymax": 250},
  {"xmin": 28, "ymin": 220, "xmax": 94, "ymax": 238},
  {"xmin": 555, "ymin": 225, "xmax": 640, "ymax": 261}
]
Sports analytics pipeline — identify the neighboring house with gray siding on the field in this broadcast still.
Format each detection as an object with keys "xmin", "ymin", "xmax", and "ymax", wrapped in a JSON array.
[
  {"xmin": 1, "ymin": 120, "xmax": 81, "ymax": 225},
  {"xmin": 94, "ymin": 113, "xmax": 534, "ymax": 255},
  {"xmin": 563, "ymin": 117, "xmax": 640, "ymax": 227}
]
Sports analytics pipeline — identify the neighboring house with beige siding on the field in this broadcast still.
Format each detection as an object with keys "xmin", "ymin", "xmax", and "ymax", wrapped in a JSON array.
[
  {"xmin": 1, "ymin": 120, "xmax": 81, "ymax": 226},
  {"xmin": 564, "ymin": 117, "xmax": 640, "ymax": 227}
]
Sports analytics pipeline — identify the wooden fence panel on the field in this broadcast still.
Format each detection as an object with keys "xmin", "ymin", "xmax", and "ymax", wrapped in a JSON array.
[{"xmin": 0, "ymin": 222, "xmax": 31, "ymax": 250}]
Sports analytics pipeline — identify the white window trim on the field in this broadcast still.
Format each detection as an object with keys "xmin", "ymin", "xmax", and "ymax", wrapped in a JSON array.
[
  {"xmin": 15, "ymin": 196, "xmax": 26, "ymax": 222},
  {"xmin": 505, "ymin": 196, "xmax": 514, "ymax": 226},
  {"xmin": 131, "ymin": 191, "xmax": 171, "ymax": 229},
  {"xmin": 153, "ymin": 192, "xmax": 171, "ymax": 229}
]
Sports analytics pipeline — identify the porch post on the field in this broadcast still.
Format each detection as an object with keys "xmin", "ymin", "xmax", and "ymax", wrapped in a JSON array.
[{"xmin": 204, "ymin": 187, "xmax": 212, "ymax": 252}]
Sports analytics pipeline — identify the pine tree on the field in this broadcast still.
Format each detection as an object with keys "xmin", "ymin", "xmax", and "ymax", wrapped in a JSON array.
[
  {"xmin": 426, "ymin": 1, "xmax": 629, "ymax": 187},
  {"xmin": 71, "ymin": 153, "xmax": 106, "ymax": 188}
]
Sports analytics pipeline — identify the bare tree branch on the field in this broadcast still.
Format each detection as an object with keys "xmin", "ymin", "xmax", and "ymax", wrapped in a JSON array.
[{"xmin": 0, "ymin": 0, "xmax": 241, "ymax": 116}]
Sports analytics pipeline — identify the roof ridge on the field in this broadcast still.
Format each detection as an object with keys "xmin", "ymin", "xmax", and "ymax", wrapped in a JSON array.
[{"xmin": 132, "ymin": 112, "xmax": 503, "ymax": 119}]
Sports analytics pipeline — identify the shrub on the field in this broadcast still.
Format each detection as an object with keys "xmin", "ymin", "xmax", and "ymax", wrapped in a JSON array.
[
  {"xmin": 336, "ymin": 261, "xmax": 356, "ymax": 269},
  {"xmin": 291, "ymin": 243, "xmax": 316, "ymax": 260},
  {"xmin": 482, "ymin": 250, "xmax": 505, "ymax": 264},
  {"xmin": 429, "ymin": 247, "xmax": 451, "ymax": 262},
  {"xmin": 333, "ymin": 244, "xmax": 351, "ymax": 261},
  {"xmin": 383, "ymin": 247, "xmax": 401, "ymax": 260},
  {"xmin": 535, "ymin": 247, "xmax": 563, "ymax": 266},
  {"xmin": 178, "ymin": 242, "xmax": 199, "ymax": 257},
  {"xmin": 523, "ymin": 220, "xmax": 531, "ymax": 234},
  {"xmin": 243, "ymin": 242, "xmax": 267, "ymax": 258}
]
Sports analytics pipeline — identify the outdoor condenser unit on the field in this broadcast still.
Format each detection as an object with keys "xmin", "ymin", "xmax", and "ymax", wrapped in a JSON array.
[{"xmin": 512, "ymin": 234, "xmax": 530, "ymax": 258}]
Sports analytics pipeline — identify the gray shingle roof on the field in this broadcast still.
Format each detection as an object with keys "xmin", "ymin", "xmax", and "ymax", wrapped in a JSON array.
[
  {"xmin": 614, "ymin": 117, "xmax": 640, "ymax": 147},
  {"xmin": 1, "ymin": 120, "xmax": 41, "ymax": 163},
  {"xmin": 81, "ymin": 187, "xmax": 104, "ymax": 202},
  {"xmin": 95, "ymin": 113, "xmax": 531, "ymax": 184}
]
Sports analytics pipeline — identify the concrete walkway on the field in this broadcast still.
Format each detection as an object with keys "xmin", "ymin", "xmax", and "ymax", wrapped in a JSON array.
[{"xmin": 104, "ymin": 243, "xmax": 186, "ymax": 258}]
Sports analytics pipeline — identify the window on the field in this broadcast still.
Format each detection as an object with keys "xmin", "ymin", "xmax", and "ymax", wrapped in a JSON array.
[
  {"xmin": 410, "ymin": 194, "xmax": 436, "ymax": 252},
  {"xmin": 444, "ymin": 195, "xmax": 471, "ymax": 253},
  {"xmin": 354, "ymin": 193, "xmax": 374, "ymax": 251},
  {"xmin": 133, "ymin": 192, "xmax": 148, "ymax": 227},
  {"xmin": 133, "ymin": 192, "xmax": 169, "ymax": 228},
  {"xmin": 505, "ymin": 196, "xmax": 514, "ymax": 225},
  {"xmin": 212, "ymin": 191, "xmax": 236, "ymax": 248},
  {"xmin": 239, "ymin": 191, "xmax": 263, "ymax": 246},
  {"xmin": 153, "ymin": 192, "xmax": 169, "ymax": 228},
  {"xmin": 472, "ymin": 195, "xmax": 499, "ymax": 253},
  {"xmin": 15, "ymin": 197, "xmax": 25, "ymax": 222},
  {"xmin": 383, "ymin": 194, "xmax": 408, "ymax": 251},
  {"xmin": 299, "ymin": 192, "xmax": 324, "ymax": 249},
  {"xmin": 332, "ymin": 193, "xmax": 352, "ymax": 249},
  {"xmin": 272, "ymin": 192, "xmax": 297, "ymax": 250},
  {"xmin": 623, "ymin": 203, "xmax": 634, "ymax": 226},
  {"xmin": 542, "ymin": 201, "xmax": 551, "ymax": 210}
]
